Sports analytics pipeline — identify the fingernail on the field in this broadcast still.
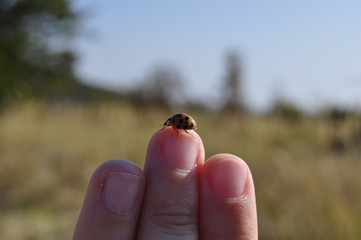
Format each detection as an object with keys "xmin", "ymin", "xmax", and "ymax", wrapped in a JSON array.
[
  {"xmin": 162, "ymin": 134, "xmax": 198, "ymax": 171},
  {"xmin": 208, "ymin": 159, "xmax": 248, "ymax": 198},
  {"xmin": 103, "ymin": 172, "xmax": 141, "ymax": 214}
]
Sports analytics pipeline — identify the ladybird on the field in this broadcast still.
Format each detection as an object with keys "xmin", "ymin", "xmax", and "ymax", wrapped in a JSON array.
[{"xmin": 161, "ymin": 113, "xmax": 197, "ymax": 135}]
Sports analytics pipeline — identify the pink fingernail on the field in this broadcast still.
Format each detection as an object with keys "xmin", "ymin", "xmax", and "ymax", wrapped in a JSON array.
[
  {"xmin": 162, "ymin": 134, "xmax": 198, "ymax": 170},
  {"xmin": 208, "ymin": 159, "xmax": 248, "ymax": 198},
  {"xmin": 103, "ymin": 172, "xmax": 141, "ymax": 214}
]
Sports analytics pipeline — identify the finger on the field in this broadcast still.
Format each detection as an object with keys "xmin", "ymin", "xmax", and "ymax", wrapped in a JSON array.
[
  {"xmin": 137, "ymin": 128, "xmax": 205, "ymax": 240},
  {"xmin": 73, "ymin": 159, "xmax": 145, "ymax": 240},
  {"xmin": 200, "ymin": 154, "xmax": 258, "ymax": 240}
]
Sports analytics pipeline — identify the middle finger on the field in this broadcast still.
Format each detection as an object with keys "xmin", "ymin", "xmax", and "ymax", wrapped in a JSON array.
[{"xmin": 136, "ymin": 127, "xmax": 205, "ymax": 240}]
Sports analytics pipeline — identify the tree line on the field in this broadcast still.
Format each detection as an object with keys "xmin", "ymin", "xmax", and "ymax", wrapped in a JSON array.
[
  {"xmin": 0, "ymin": 0, "xmax": 247, "ymax": 111},
  {"xmin": 1, "ymin": 0, "xmax": 359, "ymax": 120}
]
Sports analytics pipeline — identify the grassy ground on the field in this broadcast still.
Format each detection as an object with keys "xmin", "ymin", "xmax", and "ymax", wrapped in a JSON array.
[{"xmin": 1, "ymin": 102, "xmax": 360, "ymax": 239}]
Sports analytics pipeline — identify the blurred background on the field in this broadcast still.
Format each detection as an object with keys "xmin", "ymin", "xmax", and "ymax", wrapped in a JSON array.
[{"xmin": 1, "ymin": 0, "xmax": 361, "ymax": 239}]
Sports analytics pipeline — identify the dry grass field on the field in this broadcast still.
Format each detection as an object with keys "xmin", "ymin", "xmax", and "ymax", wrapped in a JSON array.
[{"xmin": 1, "ymin": 102, "xmax": 360, "ymax": 239}]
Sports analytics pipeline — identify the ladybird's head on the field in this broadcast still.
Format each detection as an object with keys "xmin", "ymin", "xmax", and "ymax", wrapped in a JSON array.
[{"xmin": 163, "ymin": 117, "xmax": 172, "ymax": 127}]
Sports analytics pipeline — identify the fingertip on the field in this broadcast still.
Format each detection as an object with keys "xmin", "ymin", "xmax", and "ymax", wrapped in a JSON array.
[
  {"xmin": 152, "ymin": 127, "xmax": 201, "ymax": 145},
  {"xmin": 93, "ymin": 159, "xmax": 144, "ymax": 181},
  {"xmin": 87, "ymin": 159, "xmax": 144, "ymax": 196},
  {"xmin": 200, "ymin": 153, "xmax": 258, "ymax": 240},
  {"xmin": 206, "ymin": 153, "xmax": 247, "ymax": 165},
  {"xmin": 74, "ymin": 159, "xmax": 145, "ymax": 239},
  {"xmin": 146, "ymin": 127, "xmax": 204, "ymax": 171},
  {"xmin": 205, "ymin": 154, "xmax": 249, "ymax": 199}
]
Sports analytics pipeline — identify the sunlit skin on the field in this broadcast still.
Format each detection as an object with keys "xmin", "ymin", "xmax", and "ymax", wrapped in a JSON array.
[{"xmin": 73, "ymin": 116, "xmax": 258, "ymax": 240}]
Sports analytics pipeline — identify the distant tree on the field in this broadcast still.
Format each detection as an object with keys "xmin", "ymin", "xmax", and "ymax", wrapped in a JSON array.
[
  {"xmin": 269, "ymin": 99, "xmax": 303, "ymax": 123},
  {"xmin": 0, "ymin": 0, "xmax": 80, "ymax": 102},
  {"xmin": 131, "ymin": 65, "xmax": 184, "ymax": 110},
  {"xmin": 325, "ymin": 107, "xmax": 347, "ymax": 152},
  {"xmin": 220, "ymin": 51, "xmax": 246, "ymax": 113}
]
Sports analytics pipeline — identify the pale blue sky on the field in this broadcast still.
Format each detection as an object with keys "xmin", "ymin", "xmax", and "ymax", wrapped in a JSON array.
[{"xmin": 74, "ymin": 1, "xmax": 361, "ymax": 111}]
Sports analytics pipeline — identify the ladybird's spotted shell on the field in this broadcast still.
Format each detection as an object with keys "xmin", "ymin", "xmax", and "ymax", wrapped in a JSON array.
[{"xmin": 162, "ymin": 113, "xmax": 197, "ymax": 131}]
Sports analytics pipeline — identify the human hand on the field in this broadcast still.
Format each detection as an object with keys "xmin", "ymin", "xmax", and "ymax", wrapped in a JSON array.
[{"xmin": 73, "ymin": 127, "xmax": 258, "ymax": 239}]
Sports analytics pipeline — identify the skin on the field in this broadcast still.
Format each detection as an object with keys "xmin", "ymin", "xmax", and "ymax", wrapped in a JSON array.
[{"xmin": 73, "ymin": 127, "xmax": 258, "ymax": 240}]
